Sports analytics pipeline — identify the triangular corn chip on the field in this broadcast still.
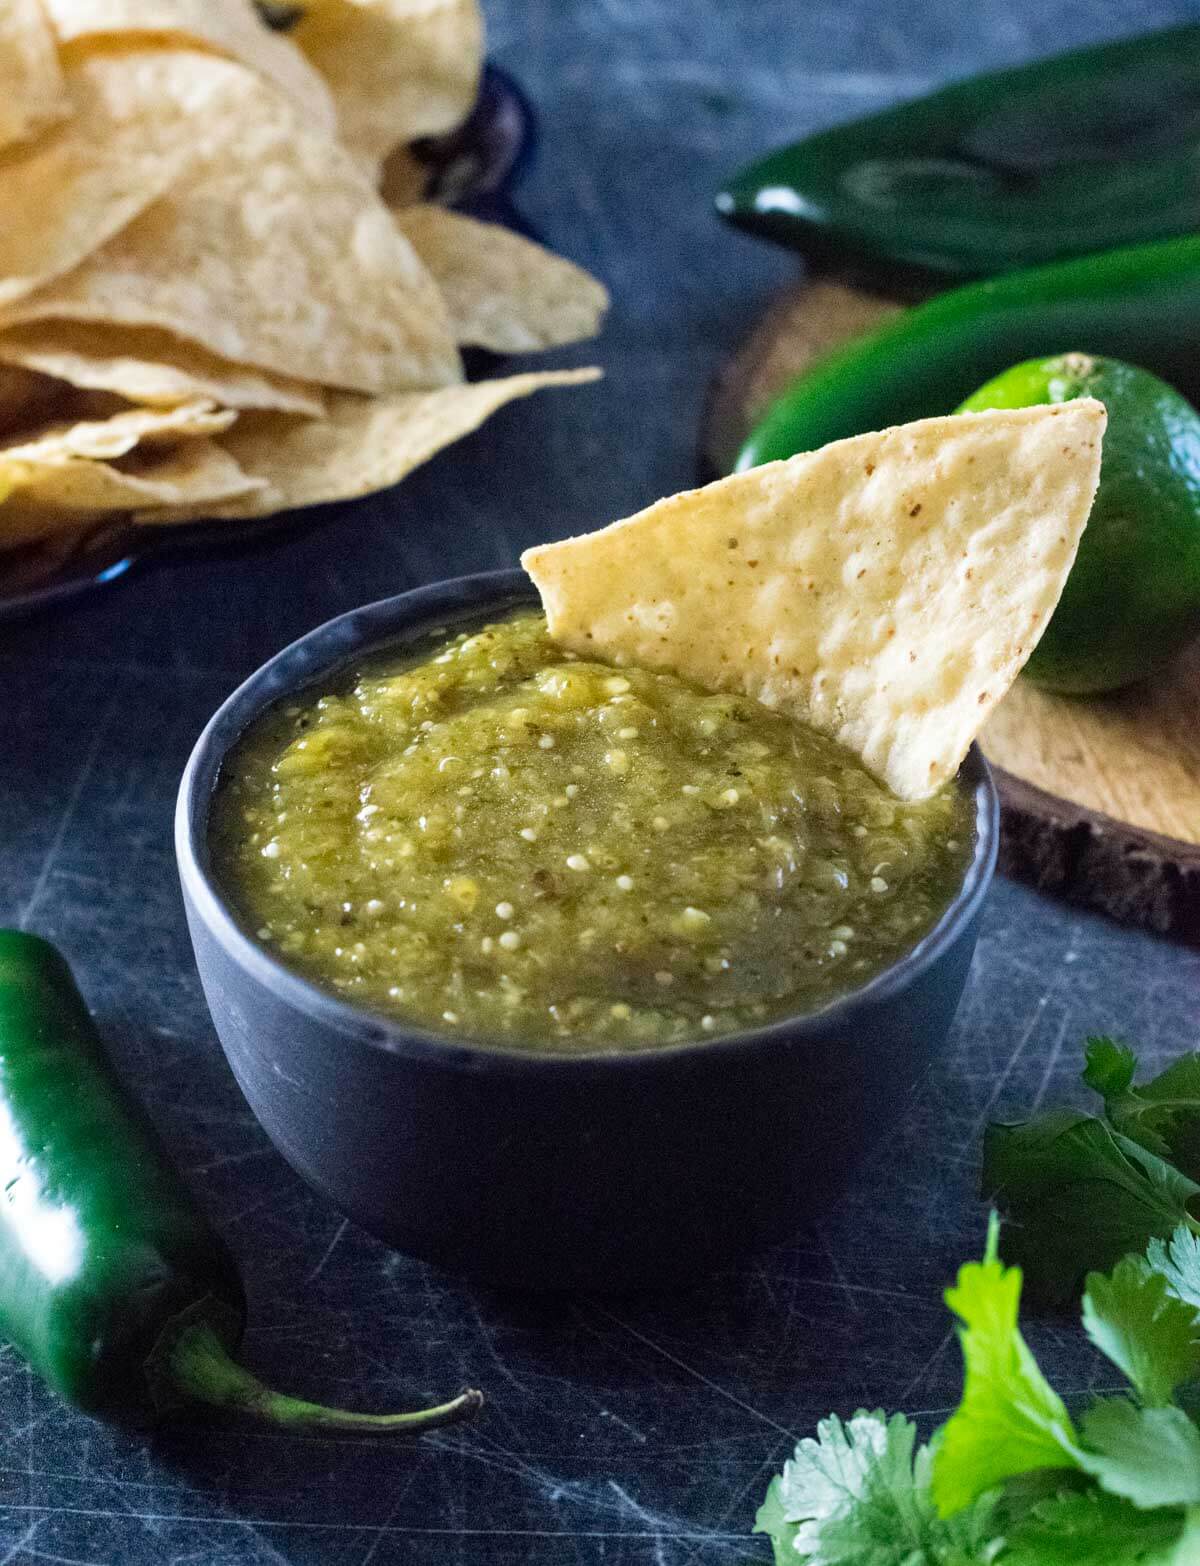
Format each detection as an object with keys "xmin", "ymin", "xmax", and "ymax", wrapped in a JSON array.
[
  {"xmin": 0, "ymin": 53, "xmax": 460, "ymax": 393},
  {"xmin": 136, "ymin": 368, "xmax": 600, "ymax": 521},
  {"xmin": 292, "ymin": 0, "xmax": 482, "ymax": 173},
  {"xmin": 42, "ymin": 0, "xmax": 336, "ymax": 132},
  {"xmin": 0, "ymin": 50, "xmax": 232, "ymax": 308},
  {"xmin": 0, "ymin": 403, "xmax": 258, "ymax": 541},
  {"xmin": 0, "ymin": 0, "xmax": 70, "ymax": 150},
  {"xmin": 523, "ymin": 403, "xmax": 1105, "ymax": 800},
  {"xmin": 0, "ymin": 440, "xmax": 263, "ymax": 543},
  {"xmin": 393, "ymin": 207, "xmax": 609, "ymax": 352},
  {"xmin": 0, "ymin": 321, "xmax": 324, "ymax": 415},
  {"xmin": 0, "ymin": 400, "xmax": 234, "ymax": 467}
]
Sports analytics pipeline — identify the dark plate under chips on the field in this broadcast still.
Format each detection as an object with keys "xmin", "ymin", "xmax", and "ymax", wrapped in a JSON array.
[
  {"xmin": 0, "ymin": 64, "xmax": 536, "ymax": 624},
  {"xmin": 177, "ymin": 569, "xmax": 999, "ymax": 1290}
]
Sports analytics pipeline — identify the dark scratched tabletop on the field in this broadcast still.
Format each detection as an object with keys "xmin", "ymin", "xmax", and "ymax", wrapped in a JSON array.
[{"xmin": 3, "ymin": 2, "xmax": 1200, "ymax": 1561}]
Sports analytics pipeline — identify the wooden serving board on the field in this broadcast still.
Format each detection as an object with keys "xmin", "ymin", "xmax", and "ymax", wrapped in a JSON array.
[{"xmin": 702, "ymin": 277, "xmax": 1200, "ymax": 944}]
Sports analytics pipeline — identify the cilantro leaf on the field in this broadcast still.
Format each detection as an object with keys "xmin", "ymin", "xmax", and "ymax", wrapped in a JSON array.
[
  {"xmin": 764, "ymin": 1410, "xmax": 1003, "ymax": 1565},
  {"xmin": 1143, "ymin": 1229, "xmax": 1200, "ymax": 1429},
  {"xmin": 1082, "ymin": 1255, "xmax": 1200, "ymax": 1405},
  {"xmin": 1002, "ymin": 1487, "xmax": 1188, "ymax": 1565},
  {"xmin": 1083, "ymin": 1037, "xmax": 1140, "ymax": 1099},
  {"xmin": 778, "ymin": 1410, "xmax": 928, "ymax": 1564},
  {"xmin": 1078, "ymin": 1399, "xmax": 1200, "ymax": 1510},
  {"xmin": 982, "ymin": 1112, "xmax": 1200, "ymax": 1306},
  {"xmin": 1147, "ymin": 1227, "xmax": 1200, "ymax": 1314},
  {"xmin": 931, "ymin": 1216, "xmax": 1080, "ymax": 1517},
  {"xmin": 1085, "ymin": 1045, "xmax": 1200, "ymax": 1178},
  {"xmin": 755, "ymin": 1475, "xmax": 801, "ymax": 1565}
]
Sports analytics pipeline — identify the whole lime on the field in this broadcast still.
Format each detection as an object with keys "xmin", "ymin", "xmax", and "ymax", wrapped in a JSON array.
[{"xmin": 956, "ymin": 354, "xmax": 1200, "ymax": 693}]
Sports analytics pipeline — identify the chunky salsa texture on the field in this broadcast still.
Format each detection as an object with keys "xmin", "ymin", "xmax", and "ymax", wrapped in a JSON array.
[{"xmin": 210, "ymin": 612, "xmax": 974, "ymax": 1051}]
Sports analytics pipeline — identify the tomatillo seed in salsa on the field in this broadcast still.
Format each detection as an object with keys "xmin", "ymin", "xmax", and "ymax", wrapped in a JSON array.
[{"xmin": 210, "ymin": 613, "xmax": 974, "ymax": 1052}]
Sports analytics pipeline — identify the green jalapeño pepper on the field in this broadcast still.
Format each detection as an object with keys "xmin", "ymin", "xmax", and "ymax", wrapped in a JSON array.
[
  {"xmin": 736, "ymin": 235, "xmax": 1200, "ymax": 471},
  {"xmin": 0, "ymin": 930, "xmax": 482, "ymax": 1432},
  {"xmin": 716, "ymin": 25, "xmax": 1200, "ymax": 283}
]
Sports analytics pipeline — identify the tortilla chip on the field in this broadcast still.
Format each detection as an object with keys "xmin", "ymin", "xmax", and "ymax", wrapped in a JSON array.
[
  {"xmin": 0, "ymin": 402, "xmax": 253, "ymax": 542},
  {"xmin": 0, "ymin": 439, "xmax": 264, "ymax": 543},
  {"xmin": 0, "ymin": 54, "xmax": 461, "ymax": 394},
  {"xmin": 393, "ymin": 207, "xmax": 609, "ymax": 352},
  {"xmin": 292, "ymin": 0, "xmax": 482, "ymax": 172},
  {"xmin": 0, "ymin": 0, "xmax": 70, "ymax": 149},
  {"xmin": 42, "ymin": 0, "xmax": 336, "ymax": 132},
  {"xmin": 136, "ymin": 367, "xmax": 600, "ymax": 521},
  {"xmin": 0, "ymin": 49, "xmax": 227, "ymax": 307},
  {"xmin": 3, "ymin": 401, "xmax": 236, "ymax": 465},
  {"xmin": 522, "ymin": 403, "xmax": 1105, "ymax": 801},
  {"xmin": 0, "ymin": 321, "xmax": 324, "ymax": 415}
]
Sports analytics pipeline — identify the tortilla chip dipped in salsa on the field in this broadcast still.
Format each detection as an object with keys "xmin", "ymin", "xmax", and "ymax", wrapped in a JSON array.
[
  {"xmin": 524, "ymin": 403, "xmax": 1105, "ymax": 800},
  {"xmin": 210, "ymin": 405, "xmax": 1103, "ymax": 1053}
]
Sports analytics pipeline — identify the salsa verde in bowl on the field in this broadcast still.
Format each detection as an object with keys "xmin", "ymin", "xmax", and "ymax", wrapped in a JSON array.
[
  {"xmin": 178, "ymin": 571, "xmax": 997, "ymax": 1289},
  {"xmin": 210, "ymin": 611, "xmax": 975, "ymax": 1052}
]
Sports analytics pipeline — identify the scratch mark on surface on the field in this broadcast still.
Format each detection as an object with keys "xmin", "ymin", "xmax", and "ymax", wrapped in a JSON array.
[
  {"xmin": 818, "ymin": 1229, "xmax": 860, "ymax": 1318},
  {"xmin": 677, "ymin": 1444, "xmax": 788, "ymax": 1566},
  {"xmin": 896, "ymin": 1326, "xmax": 954, "ymax": 1404},
  {"xmin": 19, "ymin": 691, "xmax": 120, "ymax": 930},
  {"xmin": 463, "ymin": 1428, "xmax": 581, "ymax": 1498},
  {"xmin": 305, "ymin": 1218, "xmax": 349, "ymax": 1284},
  {"xmin": 186, "ymin": 1147, "xmax": 275, "ymax": 1177},
  {"xmin": 964, "ymin": 980, "xmax": 1065, "ymax": 1141},
  {"xmin": 219, "ymin": 1192, "xmax": 281, "ymax": 1232},
  {"xmin": 355, "ymin": 1470, "xmax": 419, "ymax": 1566},
  {"xmin": 0, "ymin": 1504, "xmax": 748, "ymax": 1539},
  {"xmin": 773, "ymin": 1275, "xmax": 935, "ymax": 1307},
  {"xmin": 0, "ymin": 1522, "xmax": 39, "ymax": 1565},
  {"xmin": 21, "ymin": 1547, "xmax": 110, "ymax": 1566},
  {"xmin": 606, "ymin": 1481, "xmax": 672, "ymax": 1530},
  {"xmin": 598, "ymin": 1407, "xmax": 649, "ymax": 1444},
  {"xmin": 1026, "ymin": 1008, "xmax": 1071, "ymax": 1115},
  {"xmin": 587, "ymin": 1302, "xmax": 800, "ymax": 1441}
]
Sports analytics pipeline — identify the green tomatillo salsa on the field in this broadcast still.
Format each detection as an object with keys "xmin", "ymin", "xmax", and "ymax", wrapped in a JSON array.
[{"xmin": 210, "ymin": 613, "xmax": 974, "ymax": 1052}]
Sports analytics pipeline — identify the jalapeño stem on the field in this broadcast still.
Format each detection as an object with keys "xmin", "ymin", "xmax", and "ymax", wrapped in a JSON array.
[{"xmin": 168, "ymin": 1322, "xmax": 483, "ymax": 1433}]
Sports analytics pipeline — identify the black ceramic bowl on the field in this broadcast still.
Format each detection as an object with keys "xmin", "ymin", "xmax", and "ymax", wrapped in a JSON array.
[{"xmin": 177, "ymin": 570, "xmax": 998, "ymax": 1291}]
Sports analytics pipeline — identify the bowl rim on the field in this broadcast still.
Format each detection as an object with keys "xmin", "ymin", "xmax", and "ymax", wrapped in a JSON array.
[{"xmin": 176, "ymin": 568, "xmax": 999, "ymax": 1075}]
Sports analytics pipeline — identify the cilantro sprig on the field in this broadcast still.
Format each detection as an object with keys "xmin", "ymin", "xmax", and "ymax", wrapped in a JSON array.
[
  {"xmin": 983, "ymin": 1039, "xmax": 1200, "ymax": 1306},
  {"xmin": 755, "ymin": 1217, "xmax": 1200, "ymax": 1564},
  {"xmin": 756, "ymin": 1408, "xmax": 1001, "ymax": 1566},
  {"xmin": 756, "ymin": 1039, "xmax": 1200, "ymax": 1561}
]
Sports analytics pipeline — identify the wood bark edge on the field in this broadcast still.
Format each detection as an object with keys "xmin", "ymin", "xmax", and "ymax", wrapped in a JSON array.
[{"xmin": 993, "ymin": 766, "xmax": 1200, "ymax": 945}]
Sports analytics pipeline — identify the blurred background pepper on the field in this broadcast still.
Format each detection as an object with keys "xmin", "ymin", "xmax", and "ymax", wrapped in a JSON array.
[
  {"xmin": 735, "ymin": 235, "xmax": 1200, "ymax": 470},
  {"xmin": 716, "ymin": 24, "xmax": 1200, "ymax": 285}
]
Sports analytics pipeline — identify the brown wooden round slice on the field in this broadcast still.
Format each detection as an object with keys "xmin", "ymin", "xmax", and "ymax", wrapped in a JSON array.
[{"xmin": 701, "ymin": 275, "xmax": 1200, "ymax": 943}]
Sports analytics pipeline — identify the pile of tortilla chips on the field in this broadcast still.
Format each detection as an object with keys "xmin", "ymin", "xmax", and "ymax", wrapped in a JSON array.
[{"xmin": 0, "ymin": 0, "xmax": 606, "ymax": 561}]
